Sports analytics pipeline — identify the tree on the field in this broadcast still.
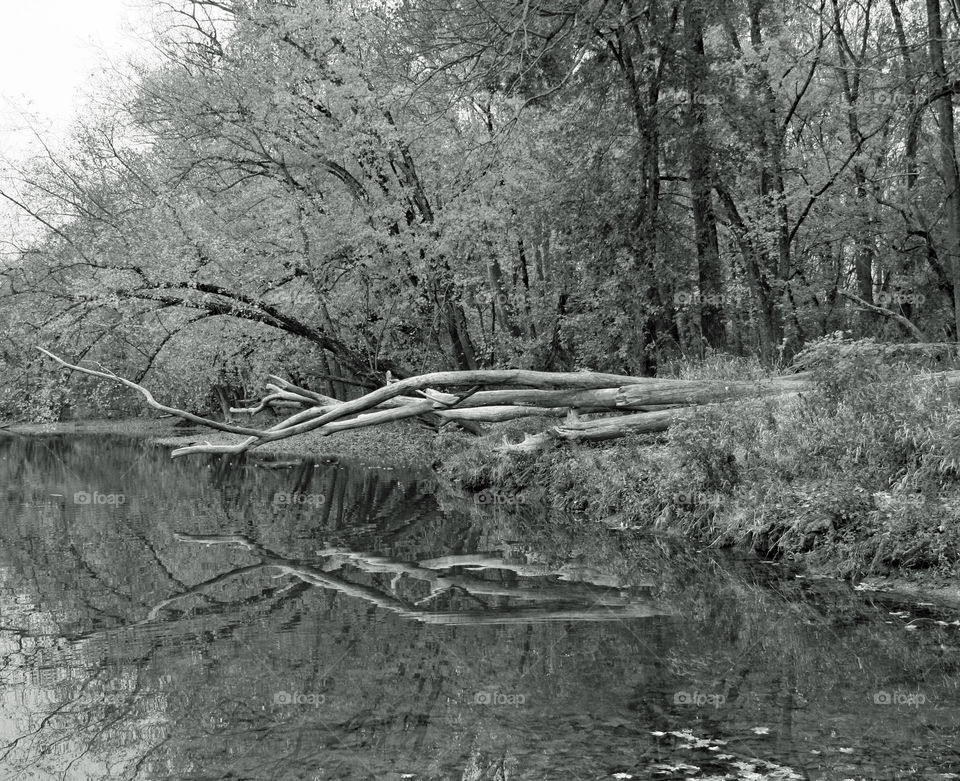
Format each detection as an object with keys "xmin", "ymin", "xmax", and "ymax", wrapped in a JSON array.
[
  {"xmin": 926, "ymin": 0, "xmax": 960, "ymax": 339},
  {"xmin": 8, "ymin": 0, "xmax": 960, "ymax": 425}
]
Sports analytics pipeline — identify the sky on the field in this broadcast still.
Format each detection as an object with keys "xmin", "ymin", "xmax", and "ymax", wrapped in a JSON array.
[
  {"xmin": 0, "ymin": 0, "xmax": 158, "ymax": 247},
  {"xmin": 0, "ymin": 0, "xmax": 154, "ymax": 154}
]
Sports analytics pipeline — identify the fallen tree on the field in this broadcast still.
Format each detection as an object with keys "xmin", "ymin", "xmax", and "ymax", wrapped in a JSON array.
[
  {"xmin": 36, "ymin": 347, "xmax": 821, "ymax": 455},
  {"xmin": 36, "ymin": 346, "xmax": 960, "ymax": 456}
]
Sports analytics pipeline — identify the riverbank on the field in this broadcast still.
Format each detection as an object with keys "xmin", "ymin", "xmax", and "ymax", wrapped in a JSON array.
[
  {"xmin": 8, "ymin": 340, "xmax": 960, "ymax": 597},
  {"xmin": 432, "ymin": 346, "xmax": 960, "ymax": 592},
  {"xmin": 4, "ymin": 416, "xmax": 439, "ymax": 470}
]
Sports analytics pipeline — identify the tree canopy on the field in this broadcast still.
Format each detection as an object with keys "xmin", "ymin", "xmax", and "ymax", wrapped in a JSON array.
[{"xmin": 4, "ymin": 0, "xmax": 960, "ymax": 418}]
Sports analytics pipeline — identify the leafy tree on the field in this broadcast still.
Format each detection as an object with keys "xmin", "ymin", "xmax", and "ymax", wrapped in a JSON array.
[{"xmin": 6, "ymin": 0, "xmax": 960, "ymax": 420}]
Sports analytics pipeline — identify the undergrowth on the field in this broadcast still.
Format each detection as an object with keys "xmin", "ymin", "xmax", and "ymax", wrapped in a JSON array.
[{"xmin": 438, "ymin": 338, "xmax": 960, "ymax": 580}]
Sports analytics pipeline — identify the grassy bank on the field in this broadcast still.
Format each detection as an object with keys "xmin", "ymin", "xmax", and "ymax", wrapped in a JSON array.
[
  {"xmin": 435, "ymin": 342, "xmax": 960, "ymax": 583},
  {"xmin": 153, "ymin": 419, "xmax": 437, "ymax": 469},
  {"xmin": 12, "ymin": 339, "xmax": 960, "ymax": 586}
]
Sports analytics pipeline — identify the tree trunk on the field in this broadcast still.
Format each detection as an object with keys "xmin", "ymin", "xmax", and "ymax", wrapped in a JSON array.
[
  {"xmin": 927, "ymin": 0, "xmax": 960, "ymax": 340},
  {"xmin": 685, "ymin": 0, "xmax": 726, "ymax": 351},
  {"xmin": 831, "ymin": 0, "xmax": 876, "ymax": 326}
]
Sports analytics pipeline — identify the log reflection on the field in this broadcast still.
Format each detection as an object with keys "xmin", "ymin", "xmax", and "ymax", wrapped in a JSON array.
[{"xmin": 169, "ymin": 532, "xmax": 670, "ymax": 625}]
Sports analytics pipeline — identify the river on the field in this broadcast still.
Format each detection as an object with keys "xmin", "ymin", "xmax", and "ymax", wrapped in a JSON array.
[{"xmin": 0, "ymin": 434, "xmax": 958, "ymax": 779}]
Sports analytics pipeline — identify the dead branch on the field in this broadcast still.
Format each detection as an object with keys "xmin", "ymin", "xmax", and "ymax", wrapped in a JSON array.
[
  {"xmin": 838, "ymin": 290, "xmax": 927, "ymax": 340},
  {"xmin": 45, "ymin": 347, "xmax": 927, "ymax": 459}
]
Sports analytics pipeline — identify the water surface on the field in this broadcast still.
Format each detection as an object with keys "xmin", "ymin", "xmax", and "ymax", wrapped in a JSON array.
[{"xmin": 1, "ymin": 435, "xmax": 959, "ymax": 780}]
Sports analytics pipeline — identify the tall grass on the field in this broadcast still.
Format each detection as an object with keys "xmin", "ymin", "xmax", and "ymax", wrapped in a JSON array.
[{"xmin": 439, "ymin": 342, "xmax": 960, "ymax": 579}]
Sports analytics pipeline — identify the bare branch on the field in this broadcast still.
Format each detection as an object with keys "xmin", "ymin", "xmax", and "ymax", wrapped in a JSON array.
[
  {"xmin": 837, "ymin": 289, "xmax": 927, "ymax": 340},
  {"xmin": 36, "ymin": 347, "xmax": 267, "ymax": 436}
]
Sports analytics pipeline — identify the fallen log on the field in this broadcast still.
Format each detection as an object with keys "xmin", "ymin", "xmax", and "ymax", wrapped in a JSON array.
[
  {"xmin": 496, "ymin": 392, "xmax": 810, "ymax": 453},
  {"xmin": 232, "ymin": 375, "xmax": 813, "ymax": 416},
  {"xmin": 39, "ymin": 347, "xmax": 960, "ymax": 459}
]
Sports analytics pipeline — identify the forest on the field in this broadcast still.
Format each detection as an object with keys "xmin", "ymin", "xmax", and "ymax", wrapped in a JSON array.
[
  {"xmin": 6, "ymin": 7, "xmax": 960, "ymax": 773},
  {"xmin": 3, "ymin": 0, "xmax": 960, "ymax": 420}
]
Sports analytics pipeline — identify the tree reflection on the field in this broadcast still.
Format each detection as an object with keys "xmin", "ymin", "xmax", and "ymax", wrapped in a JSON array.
[{"xmin": 1, "ymin": 435, "xmax": 959, "ymax": 779}]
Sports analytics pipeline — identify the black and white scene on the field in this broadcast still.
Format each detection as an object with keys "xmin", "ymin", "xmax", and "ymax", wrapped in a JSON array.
[{"xmin": 2, "ymin": 1, "xmax": 960, "ymax": 778}]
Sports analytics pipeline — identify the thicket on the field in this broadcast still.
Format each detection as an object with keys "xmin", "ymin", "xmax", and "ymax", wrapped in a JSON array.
[
  {"xmin": 5, "ymin": 1, "xmax": 960, "ymax": 422},
  {"xmin": 437, "ymin": 338, "xmax": 960, "ymax": 577}
]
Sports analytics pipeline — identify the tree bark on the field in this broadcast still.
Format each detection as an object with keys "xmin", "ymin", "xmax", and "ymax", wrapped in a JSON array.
[
  {"xmin": 832, "ymin": 0, "xmax": 877, "ymax": 326},
  {"xmin": 685, "ymin": 0, "xmax": 725, "ymax": 350},
  {"xmin": 927, "ymin": 0, "xmax": 960, "ymax": 340}
]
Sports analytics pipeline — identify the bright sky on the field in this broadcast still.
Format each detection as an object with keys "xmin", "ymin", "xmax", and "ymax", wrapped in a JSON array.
[
  {"xmin": 0, "ymin": 0, "xmax": 158, "ymax": 248},
  {"xmin": 0, "ymin": 0, "xmax": 155, "ymax": 157}
]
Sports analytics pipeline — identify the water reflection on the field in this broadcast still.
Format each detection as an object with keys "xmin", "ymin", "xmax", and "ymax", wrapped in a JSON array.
[
  {"xmin": 169, "ymin": 531, "xmax": 666, "ymax": 625},
  {"xmin": 0, "ymin": 435, "xmax": 958, "ymax": 779}
]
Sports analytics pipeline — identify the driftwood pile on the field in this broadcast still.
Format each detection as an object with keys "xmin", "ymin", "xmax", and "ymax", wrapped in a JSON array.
[
  {"xmin": 38, "ymin": 347, "xmax": 822, "ymax": 456},
  {"xmin": 38, "ymin": 343, "xmax": 960, "ymax": 457}
]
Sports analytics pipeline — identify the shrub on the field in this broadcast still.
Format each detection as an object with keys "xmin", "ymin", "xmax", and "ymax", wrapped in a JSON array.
[{"xmin": 436, "ymin": 339, "xmax": 960, "ymax": 578}]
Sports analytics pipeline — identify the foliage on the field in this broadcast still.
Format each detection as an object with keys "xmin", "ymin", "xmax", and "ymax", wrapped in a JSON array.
[
  {"xmin": 6, "ymin": 1, "xmax": 960, "ymax": 419},
  {"xmin": 445, "ymin": 348, "xmax": 960, "ymax": 578}
]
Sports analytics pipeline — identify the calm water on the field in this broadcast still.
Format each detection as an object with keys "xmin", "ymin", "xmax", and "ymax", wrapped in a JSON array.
[{"xmin": 0, "ymin": 434, "xmax": 959, "ymax": 780}]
